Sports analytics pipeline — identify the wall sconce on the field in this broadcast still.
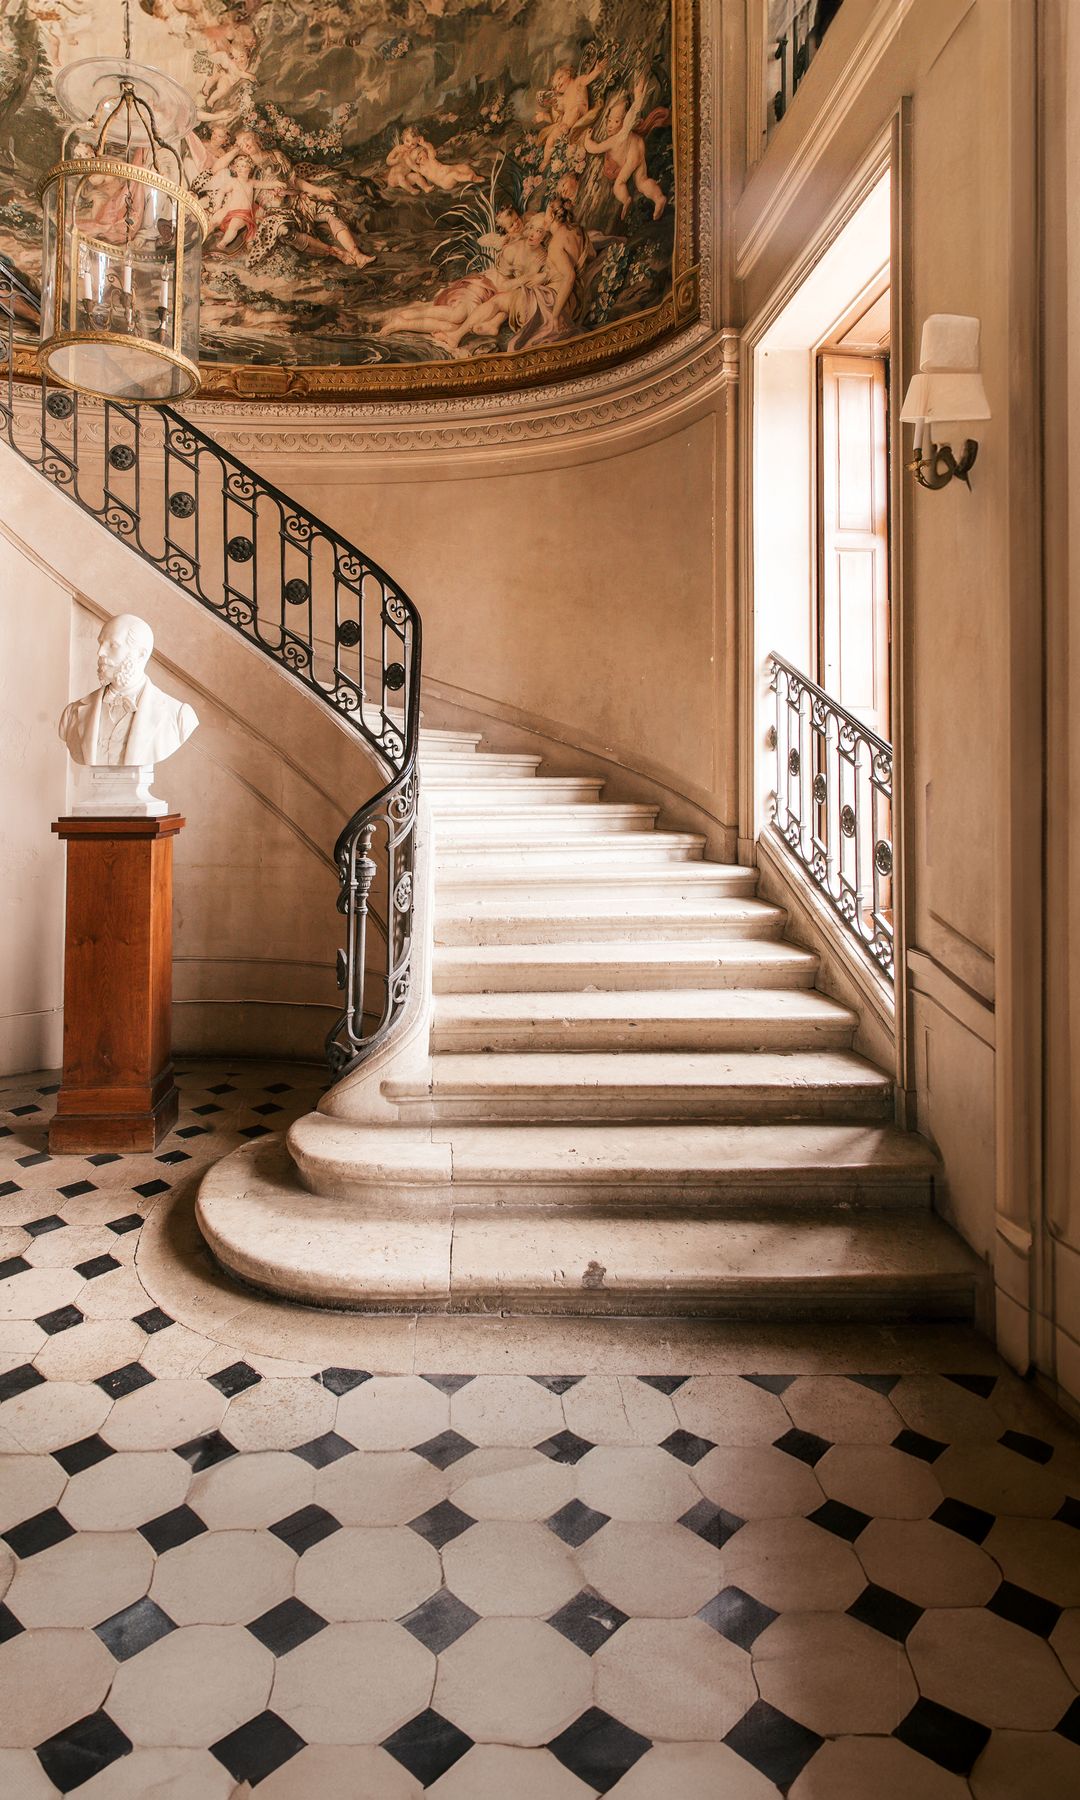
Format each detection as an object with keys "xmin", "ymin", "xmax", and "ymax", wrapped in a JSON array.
[{"xmin": 900, "ymin": 314, "xmax": 991, "ymax": 490}]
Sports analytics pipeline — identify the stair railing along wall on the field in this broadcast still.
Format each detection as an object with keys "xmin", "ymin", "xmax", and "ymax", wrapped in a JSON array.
[
  {"xmin": 769, "ymin": 651, "xmax": 894, "ymax": 984},
  {"xmin": 0, "ymin": 263, "xmax": 421, "ymax": 1078}
]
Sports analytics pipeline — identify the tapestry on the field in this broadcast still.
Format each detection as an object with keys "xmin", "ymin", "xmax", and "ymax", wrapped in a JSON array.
[{"xmin": 0, "ymin": 0, "xmax": 697, "ymax": 399}]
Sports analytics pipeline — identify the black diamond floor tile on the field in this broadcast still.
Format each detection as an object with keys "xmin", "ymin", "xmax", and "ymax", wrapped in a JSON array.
[
  {"xmin": 987, "ymin": 1579, "xmax": 1062, "ymax": 1638},
  {"xmin": 133, "ymin": 1306, "xmax": 174, "ymax": 1335},
  {"xmin": 210, "ymin": 1710, "xmax": 306, "ymax": 1786},
  {"xmin": 4, "ymin": 1507, "xmax": 76, "ymax": 1559},
  {"xmin": 53, "ymin": 1434, "xmax": 114, "ymax": 1476},
  {"xmin": 1058, "ymin": 1697, "xmax": 1080, "ymax": 1746},
  {"xmin": 247, "ymin": 1596, "xmax": 328, "ymax": 1656},
  {"xmin": 698, "ymin": 1585, "xmax": 778, "ymax": 1651},
  {"xmin": 253, "ymin": 1102, "xmax": 283, "ymax": 1115},
  {"xmin": 724, "ymin": 1699, "xmax": 823, "ymax": 1791},
  {"xmin": 847, "ymin": 1581, "xmax": 924, "ymax": 1643},
  {"xmin": 530, "ymin": 1375, "xmax": 583, "ymax": 1394},
  {"xmin": 944, "ymin": 1372, "xmax": 998, "ymax": 1398},
  {"xmin": 176, "ymin": 1126, "xmax": 210, "ymax": 1139},
  {"xmin": 535, "ymin": 1429, "xmax": 594, "ymax": 1465},
  {"xmin": 892, "ymin": 1427, "xmax": 948, "ymax": 1464},
  {"xmin": 382, "ymin": 1708, "xmax": 474, "ymax": 1786},
  {"xmin": 0, "ymin": 1179, "xmax": 21, "ymax": 1197},
  {"xmin": 0, "ymin": 1362, "xmax": 45, "ymax": 1404},
  {"xmin": 894, "ymin": 1697, "xmax": 991, "ymax": 1776},
  {"xmin": 678, "ymin": 1498, "xmax": 745, "ymax": 1549},
  {"xmin": 548, "ymin": 1706, "xmax": 651, "ymax": 1795},
  {"xmin": 207, "ymin": 1083, "xmax": 237, "ymax": 1096},
  {"xmin": 999, "ymin": 1428, "xmax": 1055, "ymax": 1465},
  {"xmin": 411, "ymin": 1429, "xmax": 475, "ymax": 1470},
  {"xmin": 931, "ymin": 1497, "xmax": 996, "ymax": 1544},
  {"xmin": 206, "ymin": 1360, "xmax": 262, "ymax": 1398},
  {"xmin": 95, "ymin": 1596, "xmax": 177, "ymax": 1661},
  {"xmin": 132, "ymin": 1179, "xmax": 170, "ymax": 1199},
  {"xmin": 9, "ymin": 1104, "xmax": 40, "ymax": 1116},
  {"xmin": 808, "ymin": 1498, "xmax": 871, "ymax": 1542},
  {"xmin": 86, "ymin": 1154, "xmax": 120, "ymax": 1167},
  {"xmin": 848, "ymin": 1373, "xmax": 900, "ymax": 1394},
  {"xmin": 420, "ymin": 1373, "xmax": 475, "ymax": 1395},
  {"xmin": 291, "ymin": 1430, "xmax": 356, "ymax": 1470},
  {"xmin": 269, "ymin": 1504, "xmax": 341, "ymax": 1555},
  {"xmin": 192, "ymin": 1104, "xmax": 223, "ymax": 1117},
  {"xmin": 57, "ymin": 1182, "xmax": 97, "ymax": 1201},
  {"xmin": 95, "ymin": 1362, "xmax": 155, "ymax": 1400},
  {"xmin": 239, "ymin": 1125, "xmax": 270, "ymax": 1140},
  {"xmin": 138, "ymin": 1505, "xmax": 208, "ymax": 1554},
  {"xmin": 314, "ymin": 1366, "xmax": 371, "ymax": 1395},
  {"xmin": 156, "ymin": 1151, "xmax": 191, "ymax": 1166},
  {"xmin": 36, "ymin": 1303, "xmax": 84, "ymax": 1335},
  {"xmin": 0, "ymin": 1255, "xmax": 31, "ymax": 1282},
  {"xmin": 743, "ymin": 1372, "xmax": 797, "ymax": 1394},
  {"xmin": 0, "ymin": 1601, "xmax": 24, "ymax": 1644},
  {"xmin": 546, "ymin": 1499, "xmax": 610, "ymax": 1547},
  {"xmin": 75, "ymin": 1253, "xmax": 121, "ymax": 1280},
  {"xmin": 16, "ymin": 1152, "xmax": 51, "ymax": 1168},
  {"xmin": 548, "ymin": 1588, "xmax": 629, "ymax": 1655},
  {"xmin": 24, "ymin": 1213, "xmax": 66, "ymax": 1236},
  {"xmin": 105, "ymin": 1213, "xmax": 144, "ymax": 1236},
  {"xmin": 173, "ymin": 1430, "xmax": 237, "ymax": 1471},
  {"xmin": 36, "ymin": 1710, "xmax": 133, "ymax": 1794},
  {"xmin": 773, "ymin": 1426, "xmax": 831, "ymax": 1466},
  {"xmin": 407, "ymin": 1500, "xmax": 475, "ymax": 1550},
  {"xmin": 264, "ymin": 1082, "xmax": 294, "ymax": 1094},
  {"xmin": 637, "ymin": 1374, "xmax": 688, "ymax": 1394},
  {"xmin": 399, "ymin": 1588, "xmax": 479, "ymax": 1655},
  {"xmin": 660, "ymin": 1428, "xmax": 714, "ymax": 1466}
]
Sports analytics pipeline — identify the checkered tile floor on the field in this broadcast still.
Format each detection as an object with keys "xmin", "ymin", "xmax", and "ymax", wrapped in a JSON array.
[{"xmin": 2, "ymin": 1065, "xmax": 1080, "ymax": 1797}]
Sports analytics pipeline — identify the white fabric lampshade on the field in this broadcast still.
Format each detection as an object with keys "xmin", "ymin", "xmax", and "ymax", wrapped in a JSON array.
[{"xmin": 901, "ymin": 313, "xmax": 990, "ymax": 428}]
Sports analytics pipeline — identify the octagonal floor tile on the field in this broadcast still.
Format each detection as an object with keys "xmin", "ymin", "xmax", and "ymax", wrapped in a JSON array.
[
  {"xmin": 336, "ymin": 1377, "xmax": 449, "ymax": 1452},
  {"xmin": 933, "ymin": 1445, "xmax": 1069, "ymax": 1518},
  {"xmin": 295, "ymin": 1527, "xmax": 441, "ymax": 1621},
  {"xmin": 696, "ymin": 1444, "xmax": 823, "ymax": 1519},
  {"xmin": 1, "ymin": 1380, "xmax": 111, "ymax": 1454},
  {"xmin": 983, "ymin": 1517, "xmax": 1080, "ymax": 1606},
  {"xmin": 428, "ymin": 1742, "xmax": 595, "ymax": 1798},
  {"xmin": 578, "ymin": 1520, "xmax": 721, "ymax": 1618},
  {"xmin": 34, "ymin": 1321, "xmax": 147, "ymax": 1383},
  {"xmin": 315, "ymin": 1448, "xmax": 447, "ymax": 1527},
  {"xmin": 189, "ymin": 1449, "xmax": 315, "ymax": 1531},
  {"xmin": 0, "ymin": 1453, "xmax": 66, "ymax": 1532},
  {"xmin": 149, "ymin": 1527, "xmax": 296, "ymax": 1625},
  {"xmin": 102, "ymin": 1379, "xmax": 227, "ymax": 1452},
  {"xmin": 857, "ymin": 1517, "xmax": 1000, "ymax": 1608},
  {"xmin": 673, "ymin": 1377, "xmax": 791, "ymax": 1446},
  {"xmin": 889, "ymin": 1376, "xmax": 1004, "ymax": 1444},
  {"xmin": 608, "ymin": 1741, "xmax": 781, "ymax": 1799},
  {"xmin": 442, "ymin": 1520, "xmax": 581, "ymax": 1618},
  {"xmin": 7, "ymin": 1529, "xmax": 153, "ymax": 1628},
  {"xmin": 969, "ymin": 1730, "xmax": 1080, "ymax": 1800},
  {"xmin": 907, "ymin": 1607, "xmax": 1076, "ymax": 1729},
  {"xmin": 271, "ymin": 1621, "xmax": 435, "ymax": 1745},
  {"xmin": 716, "ymin": 1517, "xmax": 865, "ymax": 1613},
  {"xmin": 753, "ymin": 1611, "xmax": 917, "ymax": 1734},
  {"xmin": 254, "ymin": 1743, "xmax": 423, "ymax": 1798},
  {"xmin": 790, "ymin": 1735, "xmax": 969, "ymax": 1799},
  {"xmin": 70, "ymin": 1747, "xmax": 236, "ymax": 1798},
  {"xmin": 574, "ymin": 1447, "xmax": 701, "ymax": 1523},
  {"xmin": 225, "ymin": 1378, "xmax": 336, "ymax": 1452},
  {"xmin": 0, "ymin": 1627, "xmax": 114, "ymax": 1747},
  {"xmin": 62, "ymin": 1451, "xmax": 190, "ymax": 1532},
  {"xmin": 449, "ymin": 1448, "xmax": 575, "ymax": 1522},
  {"xmin": 595, "ymin": 1616, "xmax": 753, "ymax": 1741},
  {"xmin": 561, "ymin": 1377, "xmax": 678, "ymax": 1448},
  {"xmin": 449, "ymin": 1377, "xmax": 564, "ymax": 1449},
  {"xmin": 107, "ymin": 1623, "xmax": 274, "ymax": 1746},
  {"xmin": 816, "ymin": 1444, "xmax": 943, "ymax": 1519},
  {"xmin": 783, "ymin": 1376, "xmax": 900, "ymax": 1445},
  {"xmin": 435, "ymin": 1617, "xmax": 592, "ymax": 1746}
]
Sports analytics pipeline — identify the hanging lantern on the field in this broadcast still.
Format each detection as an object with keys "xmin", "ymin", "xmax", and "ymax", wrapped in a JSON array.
[{"xmin": 38, "ymin": 56, "xmax": 207, "ymax": 404}]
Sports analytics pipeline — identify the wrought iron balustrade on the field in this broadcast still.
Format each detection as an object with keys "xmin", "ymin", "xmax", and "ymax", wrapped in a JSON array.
[
  {"xmin": 0, "ymin": 260, "xmax": 421, "ymax": 1078},
  {"xmin": 769, "ymin": 652, "xmax": 894, "ymax": 983}
]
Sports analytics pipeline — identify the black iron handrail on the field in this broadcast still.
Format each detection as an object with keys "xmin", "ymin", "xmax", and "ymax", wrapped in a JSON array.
[
  {"xmin": 0, "ymin": 260, "xmax": 421, "ymax": 1077},
  {"xmin": 769, "ymin": 651, "xmax": 894, "ymax": 983}
]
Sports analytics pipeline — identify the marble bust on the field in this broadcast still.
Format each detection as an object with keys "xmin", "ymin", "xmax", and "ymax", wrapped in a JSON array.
[{"xmin": 59, "ymin": 614, "xmax": 198, "ymax": 768}]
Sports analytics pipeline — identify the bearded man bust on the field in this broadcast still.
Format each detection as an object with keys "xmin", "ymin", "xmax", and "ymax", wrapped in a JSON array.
[{"xmin": 59, "ymin": 613, "xmax": 198, "ymax": 767}]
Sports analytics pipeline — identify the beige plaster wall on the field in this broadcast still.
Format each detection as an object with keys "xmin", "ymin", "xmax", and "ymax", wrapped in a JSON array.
[{"xmin": 734, "ymin": 0, "xmax": 1048, "ymax": 1368}]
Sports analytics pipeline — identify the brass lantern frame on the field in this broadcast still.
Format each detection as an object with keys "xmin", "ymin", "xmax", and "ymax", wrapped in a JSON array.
[{"xmin": 38, "ymin": 78, "xmax": 208, "ymax": 405}]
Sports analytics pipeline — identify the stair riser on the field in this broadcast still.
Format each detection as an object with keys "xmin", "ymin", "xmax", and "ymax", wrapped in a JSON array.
[
  {"xmin": 442, "ymin": 1283, "xmax": 975, "ymax": 1320},
  {"xmin": 428, "ymin": 782, "xmax": 603, "ymax": 806},
  {"xmin": 292, "ymin": 1171, "xmax": 929, "ymax": 1210},
  {"xmin": 435, "ymin": 846, "xmax": 706, "ymax": 869},
  {"xmin": 430, "ymin": 1020, "xmax": 855, "ymax": 1053},
  {"xmin": 431, "ymin": 956, "xmax": 818, "ymax": 993},
  {"xmin": 433, "ymin": 809, "xmax": 658, "ymax": 836},
  {"xmin": 390, "ymin": 1088, "xmax": 894, "ymax": 1125},
  {"xmin": 435, "ymin": 914, "xmax": 787, "ymax": 945},
  {"xmin": 436, "ymin": 881, "xmax": 759, "ymax": 911}
]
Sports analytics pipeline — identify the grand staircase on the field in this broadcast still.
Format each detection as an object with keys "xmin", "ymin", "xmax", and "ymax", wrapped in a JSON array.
[{"xmin": 198, "ymin": 725, "xmax": 982, "ymax": 1320}]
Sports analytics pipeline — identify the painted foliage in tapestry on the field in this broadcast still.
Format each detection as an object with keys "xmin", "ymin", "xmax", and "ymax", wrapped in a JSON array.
[{"xmin": 0, "ymin": 0, "xmax": 689, "ymax": 394}]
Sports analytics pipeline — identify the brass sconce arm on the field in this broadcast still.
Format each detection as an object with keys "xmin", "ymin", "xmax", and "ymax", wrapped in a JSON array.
[{"xmin": 908, "ymin": 437, "xmax": 979, "ymax": 490}]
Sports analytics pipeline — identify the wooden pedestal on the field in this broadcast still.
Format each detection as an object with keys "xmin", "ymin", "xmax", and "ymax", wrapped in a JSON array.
[{"xmin": 50, "ymin": 815, "xmax": 185, "ymax": 1154}]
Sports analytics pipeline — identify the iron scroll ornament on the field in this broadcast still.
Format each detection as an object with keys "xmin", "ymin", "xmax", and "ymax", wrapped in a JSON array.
[{"xmin": 1, "ymin": 259, "xmax": 422, "ymax": 1078}]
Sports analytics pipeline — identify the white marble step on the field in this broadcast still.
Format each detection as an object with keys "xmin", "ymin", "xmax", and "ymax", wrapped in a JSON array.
[
  {"xmin": 197, "ymin": 1141, "xmax": 978, "ymax": 1319},
  {"xmin": 427, "ymin": 775, "xmax": 605, "ymax": 805},
  {"xmin": 432, "ymin": 939, "xmax": 820, "ymax": 993},
  {"xmin": 384, "ymin": 1048, "xmax": 893, "ymax": 1124},
  {"xmin": 432, "ymin": 803, "xmax": 660, "ymax": 837},
  {"xmin": 435, "ymin": 832, "xmax": 708, "ymax": 866},
  {"xmin": 431, "ymin": 987, "xmax": 855, "ymax": 1053},
  {"xmin": 286, "ymin": 1116, "xmax": 934, "ymax": 1208},
  {"xmin": 422, "ymin": 751, "xmax": 543, "ymax": 776},
  {"xmin": 435, "ymin": 895, "xmax": 789, "ymax": 945},
  {"xmin": 434, "ymin": 864, "xmax": 758, "ymax": 904},
  {"xmin": 418, "ymin": 728, "xmax": 483, "ymax": 750}
]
